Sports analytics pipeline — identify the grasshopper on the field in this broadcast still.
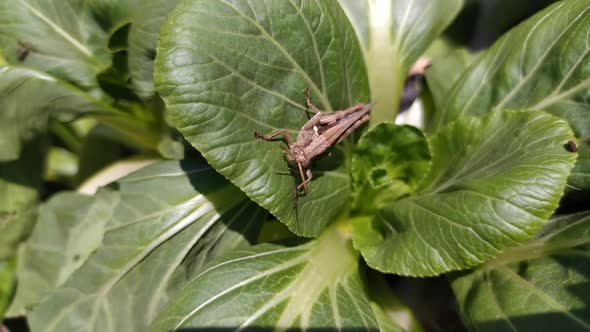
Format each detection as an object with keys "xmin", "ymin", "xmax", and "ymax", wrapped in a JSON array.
[{"xmin": 255, "ymin": 88, "xmax": 374, "ymax": 196}]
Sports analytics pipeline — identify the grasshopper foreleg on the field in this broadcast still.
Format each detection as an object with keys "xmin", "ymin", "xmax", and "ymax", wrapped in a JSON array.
[{"xmin": 254, "ymin": 129, "xmax": 294, "ymax": 146}]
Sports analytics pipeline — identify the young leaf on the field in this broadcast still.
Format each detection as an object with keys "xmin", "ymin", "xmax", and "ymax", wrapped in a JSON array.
[
  {"xmin": 6, "ymin": 190, "xmax": 119, "ymax": 317},
  {"xmin": 29, "ymin": 160, "xmax": 265, "ymax": 332},
  {"xmin": 351, "ymin": 110, "xmax": 577, "ymax": 276},
  {"xmin": 431, "ymin": 0, "xmax": 590, "ymax": 190},
  {"xmin": 452, "ymin": 211, "xmax": 590, "ymax": 331},
  {"xmin": 338, "ymin": 0, "xmax": 464, "ymax": 124},
  {"xmin": 128, "ymin": 0, "xmax": 180, "ymax": 99},
  {"xmin": 155, "ymin": 0, "xmax": 369, "ymax": 236},
  {"xmin": 351, "ymin": 123, "xmax": 430, "ymax": 214},
  {"xmin": 149, "ymin": 225, "xmax": 378, "ymax": 331}
]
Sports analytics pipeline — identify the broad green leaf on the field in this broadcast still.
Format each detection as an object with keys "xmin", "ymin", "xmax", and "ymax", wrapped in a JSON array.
[
  {"xmin": 452, "ymin": 211, "xmax": 590, "ymax": 332},
  {"xmin": 352, "ymin": 110, "xmax": 577, "ymax": 276},
  {"xmin": 431, "ymin": 0, "xmax": 590, "ymax": 189},
  {"xmin": 0, "ymin": 0, "xmax": 111, "ymax": 89},
  {"xmin": 128, "ymin": 0, "xmax": 180, "ymax": 99},
  {"xmin": 6, "ymin": 190, "xmax": 118, "ymax": 317},
  {"xmin": 156, "ymin": 0, "xmax": 369, "ymax": 236},
  {"xmin": 0, "ymin": 258, "xmax": 16, "ymax": 321},
  {"xmin": 0, "ymin": 137, "xmax": 46, "ymax": 260},
  {"xmin": 351, "ymin": 123, "xmax": 430, "ymax": 214},
  {"xmin": 29, "ymin": 160, "xmax": 265, "ymax": 332},
  {"xmin": 149, "ymin": 224, "xmax": 378, "ymax": 331},
  {"xmin": 338, "ymin": 0, "xmax": 463, "ymax": 124},
  {"xmin": 0, "ymin": 67, "xmax": 106, "ymax": 161}
]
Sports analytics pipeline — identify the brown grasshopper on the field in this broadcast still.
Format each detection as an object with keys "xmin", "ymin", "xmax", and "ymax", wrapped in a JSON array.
[{"xmin": 255, "ymin": 88, "xmax": 374, "ymax": 196}]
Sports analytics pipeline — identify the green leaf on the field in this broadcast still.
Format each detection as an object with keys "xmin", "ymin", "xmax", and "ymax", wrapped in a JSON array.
[
  {"xmin": 0, "ymin": 137, "xmax": 46, "ymax": 260},
  {"xmin": 0, "ymin": 66, "xmax": 162, "ymax": 161},
  {"xmin": 352, "ymin": 110, "xmax": 577, "ymax": 276},
  {"xmin": 156, "ymin": 0, "xmax": 369, "ymax": 236},
  {"xmin": 0, "ymin": 258, "xmax": 16, "ymax": 321},
  {"xmin": 74, "ymin": 125, "xmax": 124, "ymax": 185},
  {"xmin": 149, "ymin": 224, "xmax": 378, "ymax": 331},
  {"xmin": 569, "ymin": 140, "xmax": 590, "ymax": 191},
  {"xmin": 351, "ymin": 123, "xmax": 430, "ymax": 214},
  {"xmin": 431, "ymin": 0, "xmax": 590, "ymax": 189},
  {"xmin": 6, "ymin": 190, "xmax": 119, "ymax": 317},
  {"xmin": 0, "ymin": 0, "xmax": 112, "ymax": 89},
  {"xmin": 88, "ymin": 0, "xmax": 139, "ymax": 35},
  {"xmin": 29, "ymin": 160, "xmax": 265, "ymax": 332},
  {"xmin": 44, "ymin": 147, "xmax": 78, "ymax": 183},
  {"xmin": 452, "ymin": 211, "xmax": 590, "ymax": 332},
  {"xmin": 366, "ymin": 272, "xmax": 422, "ymax": 332},
  {"xmin": 424, "ymin": 39, "xmax": 474, "ymax": 121},
  {"xmin": 128, "ymin": 0, "xmax": 180, "ymax": 99},
  {"xmin": 0, "ymin": 67, "xmax": 107, "ymax": 161},
  {"xmin": 338, "ymin": 0, "xmax": 463, "ymax": 124}
]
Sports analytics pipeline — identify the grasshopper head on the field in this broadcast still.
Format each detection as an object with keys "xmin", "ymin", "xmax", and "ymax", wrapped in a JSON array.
[{"xmin": 284, "ymin": 146, "xmax": 308, "ymax": 167}]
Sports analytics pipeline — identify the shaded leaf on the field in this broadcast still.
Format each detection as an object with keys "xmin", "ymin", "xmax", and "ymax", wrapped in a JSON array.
[
  {"xmin": 74, "ymin": 125, "xmax": 124, "ymax": 185},
  {"xmin": 338, "ymin": 0, "xmax": 463, "ymax": 124},
  {"xmin": 352, "ymin": 110, "xmax": 577, "ymax": 276},
  {"xmin": 155, "ymin": 0, "xmax": 369, "ymax": 236},
  {"xmin": 452, "ymin": 211, "xmax": 590, "ymax": 332},
  {"xmin": 0, "ymin": 67, "xmax": 107, "ymax": 161},
  {"xmin": 0, "ymin": 0, "xmax": 111, "ymax": 89},
  {"xmin": 6, "ymin": 190, "xmax": 119, "ymax": 317},
  {"xmin": 366, "ymin": 272, "xmax": 420, "ymax": 332},
  {"xmin": 435, "ymin": 0, "xmax": 590, "ymax": 126},
  {"xmin": 431, "ymin": 0, "xmax": 590, "ymax": 190},
  {"xmin": 424, "ymin": 39, "xmax": 475, "ymax": 121},
  {"xmin": 128, "ymin": 0, "xmax": 180, "ymax": 99},
  {"xmin": 0, "ymin": 137, "xmax": 46, "ymax": 260},
  {"xmin": 88, "ymin": 0, "xmax": 139, "ymax": 35},
  {"xmin": 351, "ymin": 123, "xmax": 430, "ymax": 214},
  {"xmin": 149, "ymin": 224, "xmax": 378, "ymax": 331},
  {"xmin": 29, "ymin": 160, "xmax": 265, "ymax": 332}
]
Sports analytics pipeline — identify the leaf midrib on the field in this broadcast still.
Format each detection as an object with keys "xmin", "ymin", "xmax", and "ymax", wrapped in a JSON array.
[
  {"xmin": 216, "ymin": 0, "xmax": 333, "ymax": 112},
  {"xmin": 18, "ymin": 0, "xmax": 94, "ymax": 59}
]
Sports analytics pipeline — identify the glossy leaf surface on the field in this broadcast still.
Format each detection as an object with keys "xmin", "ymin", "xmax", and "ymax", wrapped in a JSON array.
[
  {"xmin": 352, "ymin": 110, "xmax": 577, "ymax": 276},
  {"xmin": 156, "ymin": 0, "xmax": 369, "ymax": 236}
]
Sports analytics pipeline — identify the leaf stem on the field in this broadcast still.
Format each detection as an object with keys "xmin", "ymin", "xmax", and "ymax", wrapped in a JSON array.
[{"xmin": 366, "ymin": 0, "xmax": 403, "ymax": 127}]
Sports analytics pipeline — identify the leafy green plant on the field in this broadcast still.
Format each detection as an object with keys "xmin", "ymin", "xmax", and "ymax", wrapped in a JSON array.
[{"xmin": 1, "ymin": 0, "xmax": 589, "ymax": 331}]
